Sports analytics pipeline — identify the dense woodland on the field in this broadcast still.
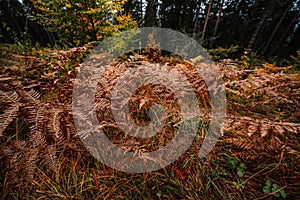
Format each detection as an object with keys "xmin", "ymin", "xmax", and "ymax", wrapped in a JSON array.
[
  {"xmin": 0, "ymin": 0, "xmax": 300, "ymax": 199},
  {"xmin": 1, "ymin": 0, "xmax": 300, "ymax": 57}
]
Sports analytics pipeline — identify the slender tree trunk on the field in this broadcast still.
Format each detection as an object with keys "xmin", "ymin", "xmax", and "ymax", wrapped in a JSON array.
[
  {"xmin": 246, "ymin": 9, "xmax": 269, "ymax": 50},
  {"xmin": 145, "ymin": 0, "xmax": 157, "ymax": 27},
  {"xmin": 44, "ymin": 29, "xmax": 55, "ymax": 47},
  {"xmin": 201, "ymin": 0, "xmax": 213, "ymax": 42},
  {"xmin": 270, "ymin": 11, "xmax": 299, "ymax": 55},
  {"xmin": 140, "ymin": 0, "xmax": 143, "ymax": 25},
  {"xmin": 210, "ymin": 0, "xmax": 224, "ymax": 47},
  {"xmin": 192, "ymin": 1, "xmax": 202, "ymax": 39},
  {"xmin": 261, "ymin": 3, "xmax": 292, "ymax": 55},
  {"xmin": 178, "ymin": 3, "xmax": 185, "ymax": 28}
]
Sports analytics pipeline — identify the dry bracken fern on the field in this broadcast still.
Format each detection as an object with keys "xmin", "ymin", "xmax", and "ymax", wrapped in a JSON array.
[{"xmin": 0, "ymin": 46, "xmax": 299, "ymax": 198}]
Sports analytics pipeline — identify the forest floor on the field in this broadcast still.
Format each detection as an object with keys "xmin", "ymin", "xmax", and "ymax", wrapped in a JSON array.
[{"xmin": 0, "ymin": 43, "xmax": 299, "ymax": 199}]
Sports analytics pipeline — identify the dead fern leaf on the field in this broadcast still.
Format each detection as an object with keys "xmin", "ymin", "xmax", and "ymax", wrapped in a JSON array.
[
  {"xmin": 27, "ymin": 105, "xmax": 45, "ymax": 131},
  {"xmin": 260, "ymin": 123, "xmax": 271, "ymax": 137},
  {"xmin": 42, "ymin": 145, "xmax": 58, "ymax": 173},
  {"xmin": 0, "ymin": 90, "xmax": 20, "ymax": 102},
  {"xmin": 30, "ymin": 127, "xmax": 46, "ymax": 151},
  {"xmin": 23, "ymin": 148, "xmax": 38, "ymax": 181},
  {"xmin": 247, "ymin": 123, "xmax": 258, "ymax": 137},
  {"xmin": 0, "ymin": 104, "xmax": 20, "ymax": 136},
  {"xmin": 20, "ymin": 88, "xmax": 40, "ymax": 103},
  {"xmin": 46, "ymin": 107, "xmax": 65, "ymax": 144}
]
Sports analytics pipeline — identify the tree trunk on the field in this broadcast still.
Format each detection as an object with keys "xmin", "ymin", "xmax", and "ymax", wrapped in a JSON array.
[
  {"xmin": 270, "ymin": 11, "xmax": 299, "ymax": 55},
  {"xmin": 192, "ymin": 1, "xmax": 202, "ymax": 39},
  {"xmin": 201, "ymin": 0, "xmax": 213, "ymax": 43},
  {"xmin": 210, "ymin": 0, "xmax": 224, "ymax": 47},
  {"xmin": 261, "ymin": 3, "xmax": 292, "ymax": 55},
  {"xmin": 145, "ymin": 0, "xmax": 157, "ymax": 26},
  {"xmin": 247, "ymin": 8, "xmax": 270, "ymax": 50},
  {"xmin": 140, "ymin": 0, "xmax": 143, "ymax": 25}
]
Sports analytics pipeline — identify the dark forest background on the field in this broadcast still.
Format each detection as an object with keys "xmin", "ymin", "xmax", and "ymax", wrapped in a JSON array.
[{"xmin": 1, "ymin": 0, "xmax": 299, "ymax": 58}]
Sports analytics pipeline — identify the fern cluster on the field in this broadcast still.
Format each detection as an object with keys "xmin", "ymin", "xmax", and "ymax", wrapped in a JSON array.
[{"xmin": 0, "ymin": 45, "xmax": 299, "ymax": 198}]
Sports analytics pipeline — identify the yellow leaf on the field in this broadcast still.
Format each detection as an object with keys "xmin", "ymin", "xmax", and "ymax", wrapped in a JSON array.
[{"xmin": 96, "ymin": 34, "xmax": 102, "ymax": 40}]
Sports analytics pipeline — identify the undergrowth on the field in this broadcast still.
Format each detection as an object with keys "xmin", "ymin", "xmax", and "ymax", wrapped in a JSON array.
[{"xmin": 0, "ymin": 44, "xmax": 299, "ymax": 199}]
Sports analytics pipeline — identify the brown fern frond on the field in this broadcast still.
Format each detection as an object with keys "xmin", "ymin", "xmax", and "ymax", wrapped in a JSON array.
[
  {"xmin": 0, "ymin": 90, "xmax": 20, "ymax": 102},
  {"xmin": 65, "ymin": 118, "xmax": 76, "ymax": 141},
  {"xmin": 0, "ymin": 103, "xmax": 20, "ymax": 136},
  {"xmin": 260, "ymin": 123, "xmax": 271, "ymax": 137},
  {"xmin": 26, "ymin": 104, "xmax": 45, "ymax": 124},
  {"xmin": 226, "ymin": 73, "xmax": 291, "ymax": 95},
  {"xmin": 20, "ymin": 88, "xmax": 41, "ymax": 104},
  {"xmin": 27, "ymin": 105, "xmax": 46, "ymax": 148},
  {"xmin": 224, "ymin": 116, "xmax": 300, "ymax": 137},
  {"xmin": 12, "ymin": 140, "xmax": 27, "ymax": 151},
  {"xmin": 223, "ymin": 116, "xmax": 300, "ymax": 161},
  {"xmin": 217, "ymin": 59, "xmax": 249, "ymax": 81},
  {"xmin": 26, "ymin": 88, "xmax": 40, "ymax": 100},
  {"xmin": 246, "ymin": 122, "xmax": 259, "ymax": 137},
  {"xmin": 23, "ymin": 148, "xmax": 38, "ymax": 181},
  {"xmin": 27, "ymin": 104, "xmax": 45, "ymax": 122},
  {"xmin": 0, "ymin": 140, "xmax": 29, "ymax": 184},
  {"xmin": 0, "ymin": 140, "xmax": 26, "ymax": 159},
  {"xmin": 0, "ymin": 76, "xmax": 16, "ymax": 82},
  {"xmin": 29, "ymin": 127, "xmax": 47, "ymax": 149},
  {"xmin": 42, "ymin": 144, "xmax": 57, "ymax": 173},
  {"xmin": 46, "ymin": 107, "xmax": 66, "ymax": 145}
]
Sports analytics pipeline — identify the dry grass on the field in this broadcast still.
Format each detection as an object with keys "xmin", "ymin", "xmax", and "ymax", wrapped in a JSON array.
[{"xmin": 0, "ymin": 44, "xmax": 299, "ymax": 199}]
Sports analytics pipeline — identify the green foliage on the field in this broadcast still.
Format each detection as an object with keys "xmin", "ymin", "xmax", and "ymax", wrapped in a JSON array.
[
  {"xmin": 232, "ymin": 179, "xmax": 246, "ymax": 190},
  {"xmin": 14, "ymin": 34, "xmax": 36, "ymax": 55},
  {"xmin": 291, "ymin": 49, "xmax": 300, "ymax": 69},
  {"xmin": 1, "ymin": 21, "xmax": 37, "ymax": 55},
  {"xmin": 240, "ymin": 51, "xmax": 251, "ymax": 69},
  {"xmin": 225, "ymin": 156, "xmax": 247, "ymax": 190},
  {"xmin": 225, "ymin": 156, "xmax": 239, "ymax": 169},
  {"xmin": 225, "ymin": 156, "xmax": 246, "ymax": 177},
  {"xmin": 263, "ymin": 180, "xmax": 287, "ymax": 199},
  {"xmin": 265, "ymin": 56, "xmax": 292, "ymax": 68},
  {"xmin": 236, "ymin": 163, "xmax": 246, "ymax": 177},
  {"xmin": 32, "ymin": 0, "xmax": 137, "ymax": 46},
  {"xmin": 235, "ymin": 50, "xmax": 264, "ymax": 69},
  {"xmin": 208, "ymin": 45, "xmax": 240, "ymax": 61}
]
